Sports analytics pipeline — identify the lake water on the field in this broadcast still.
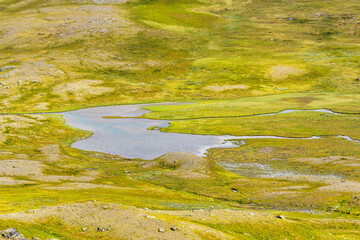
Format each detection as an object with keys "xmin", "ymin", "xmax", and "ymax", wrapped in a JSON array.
[
  {"xmin": 61, "ymin": 103, "xmax": 241, "ymax": 159},
  {"xmin": 61, "ymin": 104, "xmax": 359, "ymax": 160}
]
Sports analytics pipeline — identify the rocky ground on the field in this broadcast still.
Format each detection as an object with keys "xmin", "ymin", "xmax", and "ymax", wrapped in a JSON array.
[{"xmin": 0, "ymin": 201, "xmax": 358, "ymax": 240}]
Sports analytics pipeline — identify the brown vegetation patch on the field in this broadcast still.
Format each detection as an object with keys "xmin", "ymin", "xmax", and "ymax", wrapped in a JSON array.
[
  {"xmin": 267, "ymin": 65, "xmax": 305, "ymax": 80},
  {"xmin": 0, "ymin": 159, "xmax": 98, "ymax": 183},
  {"xmin": 150, "ymin": 152, "xmax": 211, "ymax": 179},
  {"xmin": 259, "ymin": 146, "xmax": 274, "ymax": 154},
  {"xmin": 52, "ymin": 80, "xmax": 114, "ymax": 101},
  {"xmin": 0, "ymin": 177, "xmax": 35, "ymax": 186},
  {"xmin": 282, "ymin": 96, "xmax": 320, "ymax": 104}
]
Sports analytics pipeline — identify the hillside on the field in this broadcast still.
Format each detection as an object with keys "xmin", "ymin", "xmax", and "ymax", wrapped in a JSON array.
[
  {"xmin": 0, "ymin": 0, "xmax": 360, "ymax": 239},
  {"xmin": 0, "ymin": 0, "xmax": 360, "ymax": 113}
]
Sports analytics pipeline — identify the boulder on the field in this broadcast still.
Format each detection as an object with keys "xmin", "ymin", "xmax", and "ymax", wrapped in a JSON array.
[
  {"xmin": 0, "ymin": 66, "xmax": 14, "ymax": 72},
  {"xmin": 276, "ymin": 215, "xmax": 286, "ymax": 220},
  {"xmin": 0, "ymin": 228, "xmax": 25, "ymax": 240}
]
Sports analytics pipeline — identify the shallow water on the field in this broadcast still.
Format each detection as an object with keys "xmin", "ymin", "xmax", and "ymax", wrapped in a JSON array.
[
  {"xmin": 61, "ymin": 103, "xmax": 240, "ymax": 160},
  {"xmin": 61, "ymin": 104, "xmax": 359, "ymax": 160}
]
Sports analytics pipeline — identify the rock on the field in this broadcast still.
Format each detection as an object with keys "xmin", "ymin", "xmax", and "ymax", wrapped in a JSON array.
[
  {"xmin": 0, "ymin": 228, "xmax": 25, "ymax": 240},
  {"xmin": 314, "ymin": 12, "xmax": 328, "ymax": 17},
  {"xmin": 31, "ymin": 237, "xmax": 41, "ymax": 240},
  {"xmin": 96, "ymin": 227, "xmax": 110, "ymax": 232},
  {"xmin": 144, "ymin": 215, "xmax": 156, "ymax": 219},
  {"xmin": 276, "ymin": 215, "xmax": 286, "ymax": 220},
  {"xmin": 123, "ymin": 170, "xmax": 131, "ymax": 173},
  {"xmin": 158, "ymin": 228, "xmax": 165, "ymax": 233},
  {"xmin": 81, "ymin": 227, "xmax": 88, "ymax": 231},
  {"xmin": 0, "ymin": 66, "xmax": 14, "ymax": 72},
  {"xmin": 170, "ymin": 226, "xmax": 178, "ymax": 231}
]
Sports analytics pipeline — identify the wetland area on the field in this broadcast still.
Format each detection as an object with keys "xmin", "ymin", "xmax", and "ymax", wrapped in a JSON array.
[
  {"xmin": 62, "ymin": 103, "xmax": 360, "ymax": 159},
  {"xmin": 1, "ymin": 0, "xmax": 360, "ymax": 239}
]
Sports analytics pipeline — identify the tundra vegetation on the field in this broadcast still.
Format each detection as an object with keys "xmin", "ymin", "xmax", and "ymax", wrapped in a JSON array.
[{"xmin": 0, "ymin": 0, "xmax": 360, "ymax": 239}]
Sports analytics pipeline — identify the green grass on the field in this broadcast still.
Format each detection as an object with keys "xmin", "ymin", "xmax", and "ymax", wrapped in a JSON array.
[
  {"xmin": 0, "ymin": 0, "xmax": 360, "ymax": 112},
  {"xmin": 1, "ymin": 0, "xmax": 360, "ymax": 238},
  {"xmin": 143, "ymin": 93, "xmax": 360, "ymax": 120},
  {"xmin": 160, "ymin": 111, "xmax": 360, "ymax": 138}
]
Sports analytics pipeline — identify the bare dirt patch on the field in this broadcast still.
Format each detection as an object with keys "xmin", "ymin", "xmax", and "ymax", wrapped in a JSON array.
[
  {"xmin": 34, "ymin": 172, "xmax": 98, "ymax": 183},
  {"xmin": 40, "ymin": 144, "xmax": 61, "ymax": 162},
  {"xmin": 278, "ymin": 174, "xmax": 360, "ymax": 193},
  {"xmin": 204, "ymin": 84, "xmax": 249, "ymax": 92},
  {"xmin": 293, "ymin": 156, "xmax": 355, "ymax": 165},
  {"xmin": 161, "ymin": 208, "xmax": 268, "ymax": 225},
  {"xmin": 42, "ymin": 182, "xmax": 119, "ymax": 190},
  {"xmin": 0, "ymin": 177, "xmax": 35, "ymax": 186},
  {"xmin": 150, "ymin": 152, "xmax": 211, "ymax": 179},
  {"xmin": 267, "ymin": 65, "xmax": 305, "ymax": 80},
  {"xmin": 277, "ymin": 174, "xmax": 341, "ymax": 184},
  {"xmin": 53, "ymin": 80, "xmax": 114, "ymax": 101},
  {"xmin": 32, "ymin": 102, "xmax": 50, "ymax": 111},
  {"xmin": 0, "ymin": 159, "xmax": 99, "ymax": 183},
  {"xmin": 317, "ymin": 181, "xmax": 360, "ymax": 193},
  {"xmin": 0, "ymin": 160, "xmax": 44, "ymax": 177},
  {"xmin": 0, "ymin": 202, "xmax": 234, "ymax": 240}
]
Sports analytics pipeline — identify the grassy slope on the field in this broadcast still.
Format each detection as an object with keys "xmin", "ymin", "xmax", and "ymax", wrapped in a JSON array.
[
  {"xmin": 0, "ymin": 113, "xmax": 359, "ymax": 239},
  {"xmin": 0, "ymin": 0, "xmax": 359, "ymax": 112},
  {"xmin": 0, "ymin": 0, "xmax": 360, "ymax": 239}
]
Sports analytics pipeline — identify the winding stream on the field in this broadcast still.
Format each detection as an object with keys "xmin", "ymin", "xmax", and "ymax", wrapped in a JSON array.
[{"xmin": 61, "ymin": 103, "xmax": 360, "ymax": 160}]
